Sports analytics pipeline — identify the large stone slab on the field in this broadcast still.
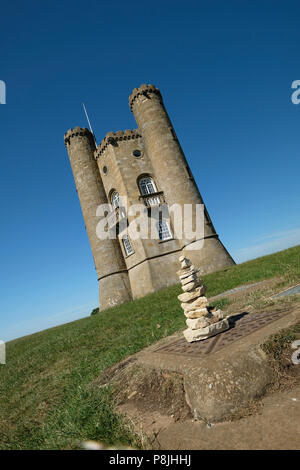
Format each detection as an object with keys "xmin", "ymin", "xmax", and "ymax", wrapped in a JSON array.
[
  {"xmin": 181, "ymin": 280, "xmax": 201, "ymax": 292},
  {"xmin": 181, "ymin": 274, "xmax": 199, "ymax": 286},
  {"xmin": 115, "ymin": 306, "xmax": 300, "ymax": 425},
  {"xmin": 186, "ymin": 317, "xmax": 210, "ymax": 330},
  {"xmin": 176, "ymin": 266, "xmax": 196, "ymax": 278},
  {"xmin": 184, "ymin": 307, "xmax": 209, "ymax": 319},
  {"xmin": 183, "ymin": 318, "xmax": 230, "ymax": 342},
  {"xmin": 180, "ymin": 295, "xmax": 209, "ymax": 310},
  {"xmin": 178, "ymin": 268, "xmax": 198, "ymax": 280}
]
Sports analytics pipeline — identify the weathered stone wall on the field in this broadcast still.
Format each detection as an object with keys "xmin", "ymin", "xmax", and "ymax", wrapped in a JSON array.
[{"xmin": 95, "ymin": 129, "xmax": 182, "ymax": 298}]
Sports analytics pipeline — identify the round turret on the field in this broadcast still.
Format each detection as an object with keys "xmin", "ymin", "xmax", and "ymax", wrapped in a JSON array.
[
  {"xmin": 129, "ymin": 84, "xmax": 162, "ymax": 111},
  {"xmin": 64, "ymin": 127, "xmax": 131, "ymax": 309},
  {"xmin": 129, "ymin": 84, "xmax": 235, "ymax": 272}
]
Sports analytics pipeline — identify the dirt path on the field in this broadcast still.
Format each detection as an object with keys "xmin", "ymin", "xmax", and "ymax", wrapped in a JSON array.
[
  {"xmin": 118, "ymin": 384, "xmax": 300, "ymax": 450},
  {"xmin": 151, "ymin": 385, "xmax": 300, "ymax": 449}
]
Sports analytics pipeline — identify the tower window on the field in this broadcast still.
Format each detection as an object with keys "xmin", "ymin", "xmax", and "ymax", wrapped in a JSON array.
[
  {"xmin": 122, "ymin": 235, "xmax": 134, "ymax": 256},
  {"xmin": 139, "ymin": 176, "xmax": 161, "ymax": 206},
  {"xmin": 138, "ymin": 176, "xmax": 157, "ymax": 195},
  {"xmin": 111, "ymin": 191, "xmax": 120, "ymax": 209},
  {"xmin": 133, "ymin": 149, "xmax": 142, "ymax": 158},
  {"xmin": 157, "ymin": 220, "xmax": 172, "ymax": 241}
]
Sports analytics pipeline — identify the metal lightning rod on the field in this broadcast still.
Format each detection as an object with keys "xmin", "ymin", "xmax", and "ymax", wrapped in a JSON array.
[{"xmin": 82, "ymin": 102, "xmax": 97, "ymax": 146}]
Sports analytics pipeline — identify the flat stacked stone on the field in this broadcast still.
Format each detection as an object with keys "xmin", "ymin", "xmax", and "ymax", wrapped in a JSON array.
[{"xmin": 177, "ymin": 256, "xmax": 230, "ymax": 343}]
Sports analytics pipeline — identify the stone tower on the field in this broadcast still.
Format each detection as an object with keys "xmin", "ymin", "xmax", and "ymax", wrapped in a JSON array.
[
  {"xmin": 64, "ymin": 84, "xmax": 234, "ymax": 310},
  {"xmin": 64, "ymin": 127, "xmax": 131, "ymax": 310}
]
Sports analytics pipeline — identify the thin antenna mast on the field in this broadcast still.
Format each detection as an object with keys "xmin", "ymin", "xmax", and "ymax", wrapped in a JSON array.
[{"xmin": 82, "ymin": 102, "xmax": 97, "ymax": 145}]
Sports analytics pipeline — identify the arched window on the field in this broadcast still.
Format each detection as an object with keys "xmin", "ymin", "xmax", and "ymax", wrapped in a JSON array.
[
  {"xmin": 138, "ymin": 176, "xmax": 161, "ymax": 206},
  {"xmin": 111, "ymin": 191, "xmax": 120, "ymax": 209},
  {"xmin": 138, "ymin": 176, "xmax": 157, "ymax": 196}
]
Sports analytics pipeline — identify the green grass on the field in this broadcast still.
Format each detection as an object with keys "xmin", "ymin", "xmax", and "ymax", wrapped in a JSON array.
[
  {"xmin": 202, "ymin": 244, "xmax": 300, "ymax": 296},
  {"xmin": 262, "ymin": 321, "xmax": 300, "ymax": 360},
  {"xmin": 0, "ymin": 245, "xmax": 300, "ymax": 449}
]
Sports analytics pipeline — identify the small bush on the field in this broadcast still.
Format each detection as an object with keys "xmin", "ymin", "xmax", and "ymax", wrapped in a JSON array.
[{"xmin": 90, "ymin": 308, "xmax": 99, "ymax": 316}]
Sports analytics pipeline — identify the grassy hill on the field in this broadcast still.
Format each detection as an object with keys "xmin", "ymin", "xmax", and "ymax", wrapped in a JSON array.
[{"xmin": 0, "ymin": 245, "xmax": 300, "ymax": 449}]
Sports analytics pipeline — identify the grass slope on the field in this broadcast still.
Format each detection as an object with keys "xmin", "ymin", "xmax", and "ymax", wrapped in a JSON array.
[{"xmin": 0, "ymin": 245, "xmax": 300, "ymax": 449}]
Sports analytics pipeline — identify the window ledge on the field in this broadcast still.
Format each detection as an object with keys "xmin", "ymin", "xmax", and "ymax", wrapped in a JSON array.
[{"xmin": 158, "ymin": 237, "xmax": 174, "ymax": 244}]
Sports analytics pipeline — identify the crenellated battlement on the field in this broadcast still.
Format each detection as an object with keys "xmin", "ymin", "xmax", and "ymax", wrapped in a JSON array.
[
  {"xmin": 94, "ymin": 129, "xmax": 142, "ymax": 159},
  {"xmin": 64, "ymin": 127, "xmax": 94, "ymax": 147},
  {"xmin": 129, "ymin": 84, "xmax": 161, "ymax": 111}
]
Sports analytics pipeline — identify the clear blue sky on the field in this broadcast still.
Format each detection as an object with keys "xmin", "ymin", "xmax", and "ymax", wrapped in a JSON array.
[{"xmin": 1, "ymin": 0, "xmax": 300, "ymax": 341}]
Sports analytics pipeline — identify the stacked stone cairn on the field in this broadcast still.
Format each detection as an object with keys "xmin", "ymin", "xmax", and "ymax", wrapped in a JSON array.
[{"xmin": 177, "ymin": 256, "xmax": 230, "ymax": 343}]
